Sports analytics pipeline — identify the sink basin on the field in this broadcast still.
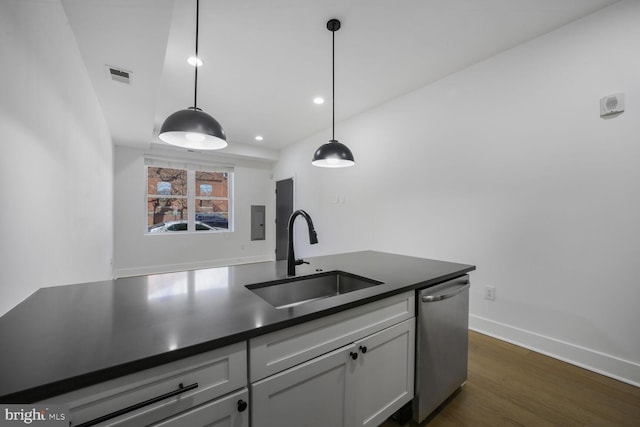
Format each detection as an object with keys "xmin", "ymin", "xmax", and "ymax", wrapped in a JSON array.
[{"xmin": 246, "ymin": 271, "xmax": 384, "ymax": 309}]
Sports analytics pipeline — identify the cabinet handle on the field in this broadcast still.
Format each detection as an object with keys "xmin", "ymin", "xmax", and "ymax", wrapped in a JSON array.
[
  {"xmin": 350, "ymin": 351, "xmax": 358, "ymax": 360},
  {"xmin": 75, "ymin": 382, "xmax": 199, "ymax": 427},
  {"xmin": 237, "ymin": 399, "xmax": 248, "ymax": 412},
  {"xmin": 359, "ymin": 345, "xmax": 367, "ymax": 354}
]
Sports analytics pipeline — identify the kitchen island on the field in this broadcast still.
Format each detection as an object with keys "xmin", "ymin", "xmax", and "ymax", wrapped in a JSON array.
[{"xmin": 0, "ymin": 250, "xmax": 474, "ymax": 422}]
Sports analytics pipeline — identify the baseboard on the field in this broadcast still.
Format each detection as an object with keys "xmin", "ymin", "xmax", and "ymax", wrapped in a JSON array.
[
  {"xmin": 114, "ymin": 255, "xmax": 274, "ymax": 278},
  {"xmin": 469, "ymin": 315, "xmax": 640, "ymax": 388}
]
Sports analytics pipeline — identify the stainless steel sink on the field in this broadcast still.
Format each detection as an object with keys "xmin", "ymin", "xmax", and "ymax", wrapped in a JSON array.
[{"xmin": 246, "ymin": 271, "xmax": 384, "ymax": 309}]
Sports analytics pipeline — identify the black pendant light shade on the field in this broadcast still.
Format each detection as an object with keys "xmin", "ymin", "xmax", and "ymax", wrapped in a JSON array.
[
  {"xmin": 159, "ymin": 0, "xmax": 227, "ymax": 150},
  {"xmin": 313, "ymin": 18, "xmax": 355, "ymax": 168},
  {"xmin": 159, "ymin": 107, "xmax": 227, "ymax": 150},
  {"xmin": 312, "ymin": 139, "xmax": 354, "ymax": 167}
]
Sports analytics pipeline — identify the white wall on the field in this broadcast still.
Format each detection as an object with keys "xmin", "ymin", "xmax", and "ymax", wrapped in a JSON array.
[
  {"xmin": 113, "ymin": 146, "xmax": 275, "ymax": 277},
  {"xmin": 0, "ymin": 0, "xmax": 114, "ymax": 316},
  {"xmin": 275, "ymin": 1, "xmax": 640, "ymax": 385}
]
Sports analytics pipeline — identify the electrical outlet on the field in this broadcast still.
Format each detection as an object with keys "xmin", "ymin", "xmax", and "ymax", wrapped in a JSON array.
[{"xmin": 484, "ymin": 286, "xmax": 496, "ymax": 301}]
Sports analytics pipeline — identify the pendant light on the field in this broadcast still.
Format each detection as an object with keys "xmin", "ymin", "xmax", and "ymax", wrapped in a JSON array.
[
  {"xmin": 159, "ymin": 0, "xmax": 227, "ymax": 150},
  {"xmin": 312, "ymin": 19, "xmax": 355, "ymax": 168}
]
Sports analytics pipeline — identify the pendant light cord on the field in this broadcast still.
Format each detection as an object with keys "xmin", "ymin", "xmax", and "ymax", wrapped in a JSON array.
[
  {"xmin": 332, "ymin": 27, "xmax": 335, "ymax": 141},
  {"xmin": 193, "ymin": 0, "xmax": 200, "ymax": 109}
]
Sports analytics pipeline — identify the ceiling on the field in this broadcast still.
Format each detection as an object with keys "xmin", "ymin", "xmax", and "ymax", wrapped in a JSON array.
[{"xmin": 61, "ymin": 0, "xmax": 618, "ymax": 159}]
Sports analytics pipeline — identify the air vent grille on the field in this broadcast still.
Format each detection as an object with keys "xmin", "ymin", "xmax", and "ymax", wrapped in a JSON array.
[{"xmin": 106, "ymin": 65, "xmax": 132, "ymax": 85}]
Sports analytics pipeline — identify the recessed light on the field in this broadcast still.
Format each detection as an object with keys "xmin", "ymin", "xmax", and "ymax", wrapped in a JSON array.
[
  {"xmin": 187, "ymin": 56, "xmax": 203, "ymax": 67},
  {"xmin": 255, "ymin": 135, "xmax": 264, "ymax": 141},
  {"xmin": 313, "ymin": 97, "xmax": 325, "ymax": 105}
]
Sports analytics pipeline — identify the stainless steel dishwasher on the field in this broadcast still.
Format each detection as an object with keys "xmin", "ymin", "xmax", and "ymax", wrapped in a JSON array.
[{"xmin": 413, "ymin": 274, "xmax": 470, "ymax": 423}]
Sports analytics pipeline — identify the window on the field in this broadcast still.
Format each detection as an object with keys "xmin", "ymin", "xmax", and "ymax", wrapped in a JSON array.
[{"xmin": 146, "ymin": 161, "xmax": 232, "ymax": 233}]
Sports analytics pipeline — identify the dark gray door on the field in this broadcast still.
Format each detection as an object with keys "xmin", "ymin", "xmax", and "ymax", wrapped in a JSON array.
[{"xmin": 275, "ymin": 178, "xmax": 294, "ymax": 260}]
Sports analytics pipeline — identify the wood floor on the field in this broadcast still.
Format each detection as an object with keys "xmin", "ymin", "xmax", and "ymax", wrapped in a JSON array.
[{"xmin": 381, "ymin": 331, "xmax": 640, "ymax": 427}]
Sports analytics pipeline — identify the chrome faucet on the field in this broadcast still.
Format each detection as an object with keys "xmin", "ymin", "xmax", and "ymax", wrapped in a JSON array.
[{"xmin": 287, "ymin": 209, "xmax": 318, "ymax": 276}]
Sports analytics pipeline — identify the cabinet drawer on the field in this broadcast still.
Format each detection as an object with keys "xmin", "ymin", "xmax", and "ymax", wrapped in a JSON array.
[
  {"xmin": 150, "ymin": 388, "xmax": 249, "ymax": 427},
  {"xmin": 47, "ymin": 342, "xmax": 246, "ymax": 427},
  {"xmin": 249, "ymin": 291, "xmax": 414, "ymax": 382}
]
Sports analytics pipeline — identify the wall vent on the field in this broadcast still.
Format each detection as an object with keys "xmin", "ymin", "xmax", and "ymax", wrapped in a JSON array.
[{"xmin": 106, "ymin": 65, "xmax": 132, "ymax": 85}]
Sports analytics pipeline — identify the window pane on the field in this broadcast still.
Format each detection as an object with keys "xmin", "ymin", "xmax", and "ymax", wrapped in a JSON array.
[
  {"xmin": 147, "ymin": 167, "xmax": 188, "ymax": 229},
  {"xmin": 195, "ymin": 171, "xmax": 228, "ymax": 197},
  {"xmin": 195, "ymin": 199, "xmax": 229, "ymax": 230},
  {"xmin": 147, "ymin": 198, "xmax": 188, "ymax": 230},
  {"xmin": 195, "ymin": 171, "xmax": 229, "ymax": 231},
  {"xmin": 148, "ymin": 167, "xmax": 187, "ymax": 196}
]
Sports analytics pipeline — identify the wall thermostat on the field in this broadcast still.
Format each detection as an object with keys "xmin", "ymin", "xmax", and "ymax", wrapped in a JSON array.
[{"xmin": 600, "ymin": 93, "xmax": 625, "ymax": 116}]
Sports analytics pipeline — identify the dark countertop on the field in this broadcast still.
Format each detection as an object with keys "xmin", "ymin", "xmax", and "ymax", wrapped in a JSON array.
[{"xmin": 0, "ymin": 251, "xmax": 474, "ymax": 403}]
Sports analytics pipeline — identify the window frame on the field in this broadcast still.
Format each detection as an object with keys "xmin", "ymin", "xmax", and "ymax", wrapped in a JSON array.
[{"xmin": 145, "ymin": 159, "xmax": 234, "ymax": 234}]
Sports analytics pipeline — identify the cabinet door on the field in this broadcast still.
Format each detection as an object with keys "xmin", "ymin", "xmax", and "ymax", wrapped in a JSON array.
[
  {"xmin": 150, "ymin": 388, "xmax": 248, "ymax": 427},
  {"xmin": 351, "ymin": 319, "xmax": 415, "ymax": 427},
  {"xmin": 251, "ymin": 344, "xmax": 357, "ymax": 427}
]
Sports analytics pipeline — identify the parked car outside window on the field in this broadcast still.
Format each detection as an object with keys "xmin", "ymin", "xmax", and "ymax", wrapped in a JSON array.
[
  {"xmin": 195, "ymin": 213, "xmax": 229, "ymax": 229},
  {"xmin": 148, "ymin": 221, "xmax": 221, "ymax": 233}
]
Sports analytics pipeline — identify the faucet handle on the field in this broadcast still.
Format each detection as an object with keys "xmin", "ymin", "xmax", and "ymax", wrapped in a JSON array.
[{"xmin": 295, "ymin": 259, "xmax": 309, "ymax": 266}]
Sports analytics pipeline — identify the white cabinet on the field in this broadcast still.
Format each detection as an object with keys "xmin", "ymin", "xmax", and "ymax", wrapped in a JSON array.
[
  {"xmin": 250, "ymin": 292, "xmax": 415, "ymax": 427},
  {"xmin": 46, "ymin": 342, "xmax": 247, "ymax": 426},
  {"xmin": 151, "ymin": 388, "xmax": 249, "ymax": 427},
  {"xmin": 252, "ymin": 344, "xmax": 357, "ymax": 427},
  {"xmin": 249, "ymin": 291, "xmax": 415, "ymax": 382},
  {"xmin": 352, "ymin": 319, "xmax": 415, "ymax": 427}
]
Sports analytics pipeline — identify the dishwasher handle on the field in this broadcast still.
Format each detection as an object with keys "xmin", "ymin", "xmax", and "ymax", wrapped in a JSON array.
[{"xmin": 421, "ymin": 281, "xmax": 470, "ymax": 303}]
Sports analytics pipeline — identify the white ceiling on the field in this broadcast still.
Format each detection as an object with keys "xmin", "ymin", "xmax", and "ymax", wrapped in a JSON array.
[{"xmin": 61, "ymin": 0, "xmax": 619, "ymax": 158}]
